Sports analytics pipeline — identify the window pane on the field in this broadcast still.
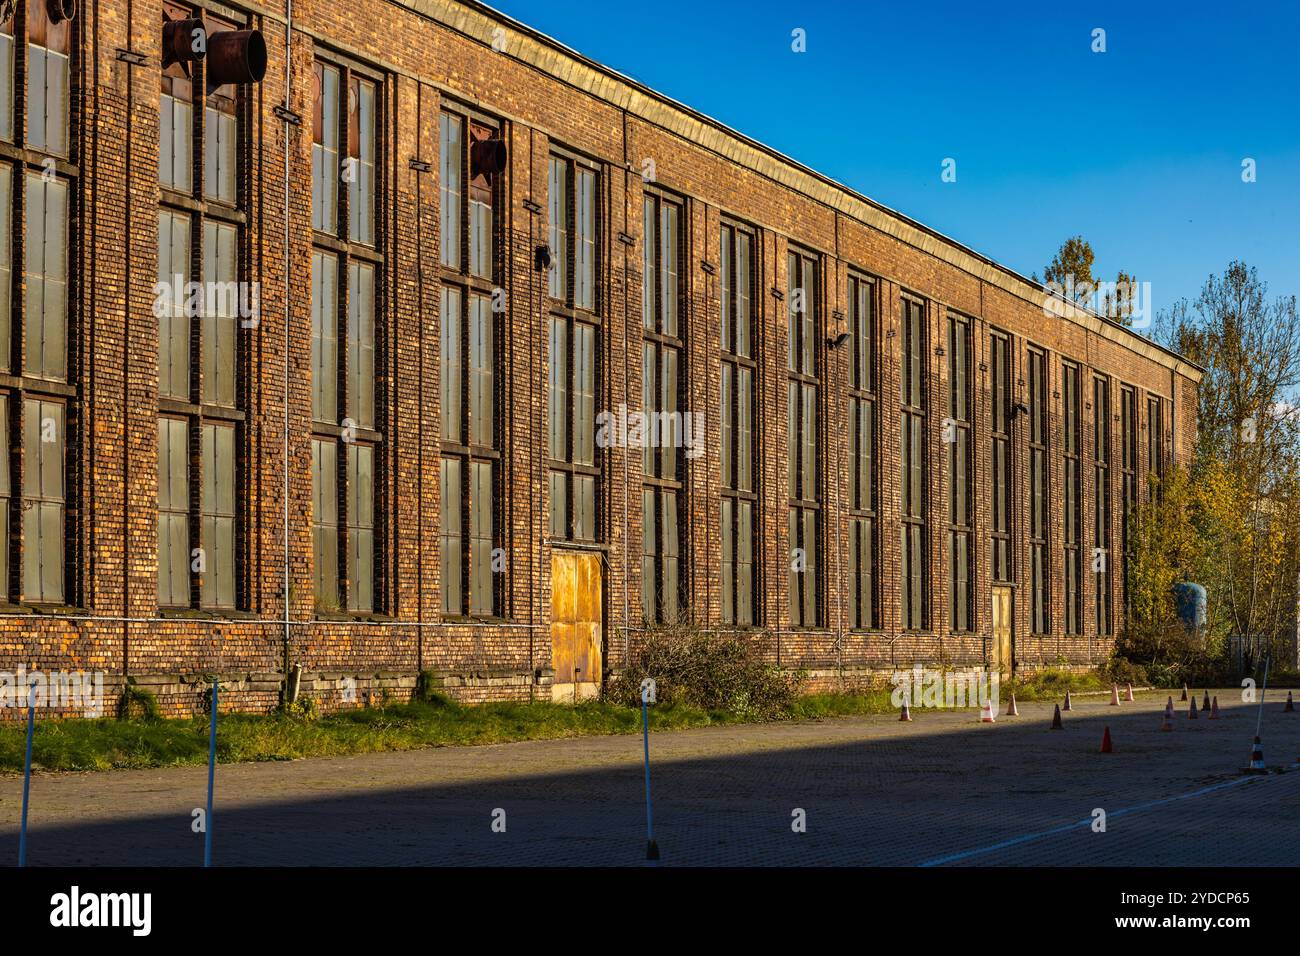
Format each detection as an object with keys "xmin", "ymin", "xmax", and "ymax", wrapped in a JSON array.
[
  {"xmin": 469, "ymin": 460, "xmax": 493, "ymax": 615},
  {"xmin": 311, "ymin": 252, "xmax": 339, "ymax": 422},
  {"xmin": 157, "ymin": 210, "xmax": 191, "ymax": 399},
  {"xmin": 158, "ymin": 418, "xmax": 190, "ymax": 606},
  {"xmin": 0, "ymin": 29, "xmax": 13, "ymax": 144},
  {"xmin": 440, "ymin": 112, "xmax": 463, "ymax": 269},
  {"xmin": 547, "ymin": 317, "xmax": 567, "ymax": 459},
  {"xmin": 346, "ymin": 443, "xmax": 374, "ymax": 612},
  {"xmin": 575, "ymin": 168, "xmax": 596, "ymax": 310},
  {"xmin": 202, "ymin": 423, "xmax": 236, "ymax": 609},
  {"xmin": 24, "ymin": 173, "xmax": 68, "ymax": 381},
  {"xmin": 202, "ymin": 220, "xmax": 238, "ymax": 407},
  {"xmin": 312, "ymin": 62, "xmax": 340, "ymax": 233},
  {"xmin": 547, "ymin": 157, "xmax": 567, "ymax": 301},
  {"xmin": 440, "ymin": 286, "xmax": 463, "ymax": 443},
  {"xmin": 348, "ymin": 261, "xmax": 376, "ymax": 429},
  {"xmin": 440, "ymin": 457, "xmax": 462, "ymax": 615},
  {"xmin": 204, "ymin": 106, "xmax": 237, "ymax": 204},
  {"xmin": 0, "ymin": 165, "xmax": 7, "ymax": 369},
  {"xmin": 348, "ymin": 78, "xmax": 377, "ymax": 245},
  {"xmin": 468, "ymin": 294, "xmax": 493, "ymax": 447},
  {"xmin": 23, "ymin": 398, "xmax": 63, "ymax": 603},
  {"xmin": 311, "ymin": 439, "xmax": 339, "ymax": 608}
]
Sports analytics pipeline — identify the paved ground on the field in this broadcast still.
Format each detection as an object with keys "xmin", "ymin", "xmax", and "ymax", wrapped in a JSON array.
[{"xmin": 1, "ymin": 689, "xmax": 1297, "ymax": 866}]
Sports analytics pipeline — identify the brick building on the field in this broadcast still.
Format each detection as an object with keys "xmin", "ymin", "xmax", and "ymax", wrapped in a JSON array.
[{"xmin": 0, "ymin": 0, "xmax": 1200, "ymax": 715}]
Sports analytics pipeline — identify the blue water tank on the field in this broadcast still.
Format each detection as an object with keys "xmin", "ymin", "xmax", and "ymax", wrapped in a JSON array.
[{"xmin": 1172, "ymin": 582, "xmax": 1206, "ymax": 629}]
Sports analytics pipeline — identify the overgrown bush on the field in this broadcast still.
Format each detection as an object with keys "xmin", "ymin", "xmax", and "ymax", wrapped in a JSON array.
[
  {"xmin": 117, "ymin": 683, "xmax": 162, "ymax": 722},
  {"xmin": 606, "ymin": 623, "xmax": 801, "ymax": 720}
]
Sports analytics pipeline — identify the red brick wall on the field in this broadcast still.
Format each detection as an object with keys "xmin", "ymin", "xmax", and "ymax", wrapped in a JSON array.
[{"xmin": 0, "ymin": 0, "xmax": 1198, "ymax": 718}]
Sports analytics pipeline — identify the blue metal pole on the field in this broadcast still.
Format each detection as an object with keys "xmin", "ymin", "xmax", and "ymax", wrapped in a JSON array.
[
  {"xmin": 18, "ymin": 679, "xmax": 36, "ymax": 867},
  {"xmin": 642, "ymin": 695, "xmax": 658, "ymax": 861},
  {"xmin": 204, "ymin": 678, "xmax": 217, "ymax": 867}
]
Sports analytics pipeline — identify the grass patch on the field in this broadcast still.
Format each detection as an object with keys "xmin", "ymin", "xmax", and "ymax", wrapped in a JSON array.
[
  {"xmin": 1002, "ymin": 667, "xmax": 1110, "ymax": 702},
  {"xmin": 1, "ymin": 693, "xmax": 891, "ymax": 775}
]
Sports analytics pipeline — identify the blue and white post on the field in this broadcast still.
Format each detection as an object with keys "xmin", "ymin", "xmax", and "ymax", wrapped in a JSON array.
[
  {"xmin": 204, "ymin": 678, "xmax": 218, "ymax": 867},
  {"xmin": 640, "ymin": 678, "xmax": 659, "ymax": 862},
  {"xmin": 18, "ymin": 678, "xmax": 37, "ymax": 867}
]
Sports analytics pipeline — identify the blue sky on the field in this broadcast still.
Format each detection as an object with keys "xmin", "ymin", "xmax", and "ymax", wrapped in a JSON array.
[{"xmin": 490, "ymin": 0, "xmax": 1300, "ymax": 311}]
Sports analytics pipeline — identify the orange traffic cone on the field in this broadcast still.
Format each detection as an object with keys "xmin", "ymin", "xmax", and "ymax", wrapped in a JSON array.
[
  {"xmin": 1050, "ymin": 703, "xmax": 1063, "ymax": 730},
  {"xmin": 1100, "ymin": 726, "xmax": 1113, "ymax": 753},
  {"xmin": 1202, "ymin": 691, "xmax": 1211, "ymax": 711},
  {"xmin": 1245, "ymin": 736, "xmax": 1266, "ymax": 774},
  {"xmin": 1285, "ymin": 691, "xmax": 1295, "ymax": 713},
  {"xmin": 1160, "ymin": 710, "xmax": 1174, "ymax": 732},
  {"xmin": 1164, "ymin": 698, "xmax": 1175, "ymax": 719},
  {"xmin": 1109, "ymin": 685, "xmax": 1120, "ymax": 706},
  {"xmin": 979, "ymin": 699, "xmax": 996, "ymax": 723},
  {"xmin": 1005, "ymin": 694, "xmax": 1019, "ymax": 717},
  {"xmin": 1189, "ymin": 698, "xmax": 1199, "ymax": 719},
  {"xmin": 899, "ymin": 701, "xmax": 913, "ymax": 722},
  {"xmin": 1063, "ymin": 691, "xmax": 1073, "ymax": 712},
  {"xmin": 1125, "ymin": 683, "xmax": 1135, "ymax": 702},
  {"xmin": 1181, "ymin": 684, "xmax": 1189, "ymax": 701},
  {"xmin": 1209, "ymin": 696, "xmax": 1220, "ymax": 719}
]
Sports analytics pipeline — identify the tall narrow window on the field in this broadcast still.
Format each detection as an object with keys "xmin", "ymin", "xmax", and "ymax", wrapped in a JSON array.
[
  {"xmin": 157, "ymin": 7, "xmax": 251, "ymax": 612},
  {"xmin": 201, "ymin": 422, "xmax": 235, "ymax": 609},
  {"xmin": 24, "ymin": 0, "xmax": 70, "ymax": 157},
  {"xmin": 548, "ymin": 153, "xmax": 596, "ymax": 311},
  {"xmin": 787, "ymin": 249, "xmax": 820, "ymax": 627},
  {"xmin": 311, "ymin": 56, "xmax": 384, "ymax": 614},
  {"xmin": 1093, "ymin": 376, "xmax": 1112, "ymax": 636},
  {"xmin": 1147, "ymin": 395, "xmax": 1165, "ymax": 494},
  {"xmin": 720, "ymin": 222, "xmax": 756, "ymax": 626},
  {"xmin": 23, "ymin": 398, "xmax": 64, "ymax": 602},
  {"xmin": 1120, "ymin": 385, "xmax": 1138, "ymax": 609},
  {"xmin": 848, "ymin": 274, "xmax": 877, "ymax": 629},
  {"xmin": 157, "ymin": 417, "xmax": 190, "ymax": 607},
  {"xmin": 990, "ymin": 331, "xmax": 1012, "ymax": 584},
  {"xmin": 900, "ymin": 297, "xmax": 927, "ymax": 630},
  {"xmin": 25, "ymin": 172, "xmax": 67, "ymax": 381},
  {"xmin": 159, "ymin": 3, "xmax": 194, "ymax": 192},
  {"xmin": 947, "ymin": 314, "xmax": 972, "ymax": 633},
  {"xmin": 1063, "ymin": 362, "xmax": 1082, "ymax": 635},
  {"xmin": 547, "ymin": 151, "xmax": 599, "ymax": 545},
  {"xmin": 641, "ymin": 191, "xmax": 684, "ymax": 623},
  {"xmin": 1028, "ymin": 347, "xmax": 1049, "ymax": 633},
  {"xmin": 0, "ymin": 12, "xmax": 14, "ymax": 143}
]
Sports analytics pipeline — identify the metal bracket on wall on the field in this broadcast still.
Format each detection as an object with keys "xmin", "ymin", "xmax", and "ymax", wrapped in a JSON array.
[
  {"xmin": 408, "ymin": 158, "xmax": 431, "ymax": 172},
  {"xmin": 273, "ymin": 104, "xmax": 301, "ymax": 126},
  {"xmin": 115, "ymin": 49, "xmax": 149, "ymax": 66},
  {"xmin": 617, "ymin": 231, "xmax": 636, "ymax": 247},
  {"xmin": 523, "ymin": 198, "xmax": 542, "ymax": 214}
]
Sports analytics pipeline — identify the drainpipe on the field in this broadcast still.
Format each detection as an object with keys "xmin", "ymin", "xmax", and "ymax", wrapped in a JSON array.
[{"xmin": 281, "ymin": 0, "xmax": 294, "ymax": 675}]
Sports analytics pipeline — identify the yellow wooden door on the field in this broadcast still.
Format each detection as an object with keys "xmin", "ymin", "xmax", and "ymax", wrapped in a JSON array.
[
  {"xmin": 991, "ymin": 585, "xmax": 1013, "ymax": 676},
  {"xmin": 551, "ymin": 551, "xmax": 603, "ymax": 697}
]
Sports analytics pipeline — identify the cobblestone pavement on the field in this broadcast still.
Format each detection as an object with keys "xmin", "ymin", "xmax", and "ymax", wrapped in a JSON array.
[{"xmin": 1, "ymin": 690, "xmax": 1296, "ymax": 866}]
